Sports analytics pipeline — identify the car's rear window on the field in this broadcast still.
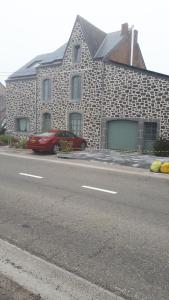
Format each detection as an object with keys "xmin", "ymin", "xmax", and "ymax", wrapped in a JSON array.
[{"xmin": 35, "ymin": 132, "xmax": 55, "ymax": 137}]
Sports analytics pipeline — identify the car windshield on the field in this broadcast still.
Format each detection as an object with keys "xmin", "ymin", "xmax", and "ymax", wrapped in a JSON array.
[{"xmin": 35, "ymin": 132, "xmax": 55, "ymax": 137}]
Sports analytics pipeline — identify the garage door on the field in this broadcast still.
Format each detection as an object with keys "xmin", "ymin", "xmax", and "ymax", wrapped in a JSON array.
[{"xmin": 107, "ymin": 120, "xmax": 138, "ymax": 151}]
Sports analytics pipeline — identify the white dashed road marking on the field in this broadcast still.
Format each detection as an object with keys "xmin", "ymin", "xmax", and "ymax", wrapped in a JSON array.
[
  {"xmin": 82, "ymin": 185, "xmax": 117, "ymax": 194},
  {"xmin": 19, "ymin": 172, "xmax": 43, "ymax": 179}
]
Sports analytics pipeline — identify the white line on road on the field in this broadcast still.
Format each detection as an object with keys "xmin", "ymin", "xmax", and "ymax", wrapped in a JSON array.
[
  {"xmin": 0, "ymin": 238, "xmax": 124, "ymax": 300},
  {"xmin": 82, "ymin": 185, "xmax": 117, "ymax": 194},
  {"xmin": 19, "ymin": 172, "xmax": 43, "ymax": 179}
]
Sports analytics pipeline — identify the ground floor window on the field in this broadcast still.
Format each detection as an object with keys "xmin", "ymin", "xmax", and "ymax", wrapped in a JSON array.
[
  {"xmin": 16, "ymin": 118, "xmax": 30, "ymax": 132},
  {"xmin": 143, "ymin": 122, "xmax": 157, "ymax": 152},
  {"xmin": 42, "ymin": 112, "xmax": 51, "ymax": 131},
  {"xmin": 143, "ymin": 122, "xmax": 157, "ymax": 141},
  {"xmin": 69, "ymin": 113, "xmax": 82, "ymax": 136}
]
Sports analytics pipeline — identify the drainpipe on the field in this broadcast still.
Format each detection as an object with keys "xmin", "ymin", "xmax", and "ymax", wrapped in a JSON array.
[
  {"xmin": 35, "ymin": 79, "xmax": 38, "ymax": 133},
  {"xmin": 130, "ymin": 25, "xmax": 134, "ymax": 66},
  {"xmin": 100, "ymin": 61, "xmax": 105, "ymax": 150}
]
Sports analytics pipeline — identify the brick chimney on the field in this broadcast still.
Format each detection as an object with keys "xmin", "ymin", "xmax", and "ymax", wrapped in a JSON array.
[{"xmin": 121, "ymin": 23, "xmax": 128, "ymax": 35}]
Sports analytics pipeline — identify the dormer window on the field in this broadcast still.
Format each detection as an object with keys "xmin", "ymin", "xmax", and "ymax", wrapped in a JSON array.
[
  {"xmin": 27, "ymin": 60, "xmax": 41, "ymax": 68},
  {"xmin": 73, "ymin": 44, "xmax": 81, "ymax": 63}
]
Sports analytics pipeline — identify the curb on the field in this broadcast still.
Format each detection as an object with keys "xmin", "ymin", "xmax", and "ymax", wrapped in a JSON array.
[
  {"xmin": 0, "ymin": 150, "xmax": 169, "ymax": 180},
  {"xmin": 0, "ymin": 238, "xmax": 124, "ymax": 300}
]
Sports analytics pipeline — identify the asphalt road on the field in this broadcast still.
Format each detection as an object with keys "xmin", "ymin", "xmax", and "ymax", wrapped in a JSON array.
[{"xmin": 0, "ymin": 154, "xmax": 169, "ymax": 300}]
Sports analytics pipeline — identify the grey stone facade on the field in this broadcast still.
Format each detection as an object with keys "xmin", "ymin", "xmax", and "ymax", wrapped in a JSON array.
[
  {"xmin": 101, "ymin": 63, "xmax": 169, "ymax": 149},
  {"xmin": 6, "ymin": 18, "xmax": 169, "ymax": 150},
  {"xmin": 0, "ymin": 83, "xmax": 6, "ymax": 124}
]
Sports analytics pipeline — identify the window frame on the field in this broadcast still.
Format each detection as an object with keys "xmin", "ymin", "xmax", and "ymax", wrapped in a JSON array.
[
  {"xmin": 73, "ymin": 44, "xmax": 81, "ymax": 64},
  {"xmin": 42, "ymin": 112, "xmax": 52, "ymax": 131},
  {"xmin": 42, "ymin": 78, "xmax": 51, "ymax": 103},
  {"xmin": 143, "ymin": 122, "xmax": 157, "ymax": 141},
  {"xmin": 71, "ymin": 74, "xmax": 82, "ymax": 101},
  {"xmin": 69, "ymin": 112, "xmax": 83, "ymax": 137},
  {"xmin": 15, "ymin": 117, "xmax": 30, "ymax": 132}
]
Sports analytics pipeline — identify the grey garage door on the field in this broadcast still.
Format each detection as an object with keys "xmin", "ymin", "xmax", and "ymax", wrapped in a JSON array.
[{"xmin": 107, "ymin": 120, "xmax": 138, "ymax": 151}]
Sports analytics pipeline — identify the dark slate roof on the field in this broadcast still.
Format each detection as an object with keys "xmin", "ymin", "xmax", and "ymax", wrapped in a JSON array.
[
  {"xmin": 9, "ymin": 44, "xmax": 67, "ymax": 79},
  {"xmin": 8, "ymin": 16, "xmax": 127, "ymax": 80},
  {"xmin": 41, "ymin": 43, "xmax": 67, "ymax": 64},
  {"xmin": 77, "ymin": 15, "xmax": 106, "ymax": 57}
]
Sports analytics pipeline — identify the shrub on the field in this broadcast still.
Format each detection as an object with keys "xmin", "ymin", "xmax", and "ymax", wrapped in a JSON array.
[
  {"xmin": 0, "ymin": 134, "xmax": 9, "ymax": 144},
  {"xmin": 153, "ymin": 137, "xmax": 169, "ymax": 157},
  {"xmin": 14, "ymin": 138, "xmax": 28, "ymax": 149},
  {"xmin": 59, "ymin": 140, "xmax": 73, "ymax": 152},
  {"xmin": 0, "ymin": 134, "xmax": 18, "ymax": 145}
]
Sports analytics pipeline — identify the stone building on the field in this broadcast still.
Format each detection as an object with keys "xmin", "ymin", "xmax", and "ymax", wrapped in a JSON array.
[
  {"xmin": 0, "ymin": 82, "xmax": 6, "ymax": 127},
  {"xmin": 6, "ymin": 15, "xmax": 169, "ymax": 151}
]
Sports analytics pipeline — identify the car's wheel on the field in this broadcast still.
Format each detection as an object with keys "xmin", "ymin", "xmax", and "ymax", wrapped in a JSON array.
[
  {"xmin": 33, "ymin": 149, "xmax": 39, "ymax": 154},
  {"xmin": 52, "ymin": 144, "xmax": 60, "ymax": 154},
  {"xmin": 80, "ymin": 142, "xmax": 86, "ymax": 151}
]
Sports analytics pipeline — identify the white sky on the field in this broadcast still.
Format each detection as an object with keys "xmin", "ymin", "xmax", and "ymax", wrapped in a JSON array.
[{"xmin": 0, "ymin": 0, "xmax": 169, "ymax": 85}]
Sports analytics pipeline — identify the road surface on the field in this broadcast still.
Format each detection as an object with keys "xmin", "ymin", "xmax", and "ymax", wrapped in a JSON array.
[{"xmin": 0, "ymin": 153, "xmax": 168, "ymax": 300}]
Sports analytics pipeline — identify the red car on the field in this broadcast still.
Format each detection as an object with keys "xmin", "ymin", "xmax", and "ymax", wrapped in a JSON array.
[{"xmin": 27, "ymin": 130, "xmax": 87, "ymax": 154}]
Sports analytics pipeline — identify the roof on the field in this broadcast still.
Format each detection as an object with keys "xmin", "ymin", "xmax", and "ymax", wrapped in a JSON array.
[
  {"xmin": 0, "ymin": 82, "xmax": 6, "ymax": 92},
  {"xmin": 8, "ymin": 16, "xmax": 129, "ymax": 80},
  {"xmin": 94, "ymin": 31, "xmax": 124, "ymax": 58},
  {"xmin": 77, "ymin": 15, "xmax": 106, "ymax": 57},
  {"xmin": 9, "ymin": 44, "xmax": 67, "ymax": 79}
]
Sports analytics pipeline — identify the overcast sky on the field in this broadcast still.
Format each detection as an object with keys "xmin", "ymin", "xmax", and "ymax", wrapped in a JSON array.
[{"xmin": 0, "ymin": 0, "xmax": 169, "ymax": 85}]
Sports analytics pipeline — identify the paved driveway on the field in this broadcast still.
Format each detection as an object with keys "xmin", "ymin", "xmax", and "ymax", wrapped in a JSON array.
[
  {"xmin": 58, "ymin": 149, "xmax": 169, "ymax": 169},
  {"xmin": 0, "ymin": 145, "xmax": 169, "ymax": 169}
]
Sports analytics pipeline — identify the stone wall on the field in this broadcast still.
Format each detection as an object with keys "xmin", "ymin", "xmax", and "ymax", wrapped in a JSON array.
[
  {"xmin": 6, "ymin": 78, "xmax": 37, "ymax": 136},
  {"xmin": 0, "ymin": 83, "xmax": 6, "ymax": 119},
  {"xmin": 35, "ymin": 21, "xmax": 103, "ymax": 148},
  {"xmin": 101, "ymin": 62, "xmax": 169, "ymax": 148}
]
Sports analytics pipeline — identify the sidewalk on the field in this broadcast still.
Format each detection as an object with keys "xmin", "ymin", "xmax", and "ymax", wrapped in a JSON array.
[
  {"xmin": 58, "ymin": 148, "xmax": 169, "ymax": 169},
  {"xmin": 0, "ymin": 145, "xmax": 169, "ymax": 170}
]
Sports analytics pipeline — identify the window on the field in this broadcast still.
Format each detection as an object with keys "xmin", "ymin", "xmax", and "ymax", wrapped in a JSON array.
[
  {"xmin": 69, "ymin": 113, "xmax": 82, "ymax": 136},
  {"xmin": 42, "ymin": 79, "xmax": 51, "ymax": 102},
  {"xmin": 144, "ymin": 122, "xmax": 157, "ymax": 141},
  {"xmin": 65, "ymin": 132, "xmax": 75, "ymax": 138},
  {"xmin": 36, "ymin": 132, "xmax": 54, "ymax": 137},
  {"xmin": 27, "ymin": 60, "xmax": 41, "ymax": 68},
  {"xmin": 73, "ymin": 45, "xmax": 81, "ymax": 63},
  {"xmin": 143, "ymin": 122, "xmax": 157, "ymax": 152},
  {"xmin": 71, "ymin": 75, "xmax": 81, "ymax": 100},
  {"xmin": 42, "ymin": 113, "xmax": 51, "ymax": 131},
  {"xmin": 16, "ymin": 118, "xmax": 29, "ymax": 132},
  {"xmin": 56, "ymin": 132, "xmax": 66, "ymax": 137}
]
